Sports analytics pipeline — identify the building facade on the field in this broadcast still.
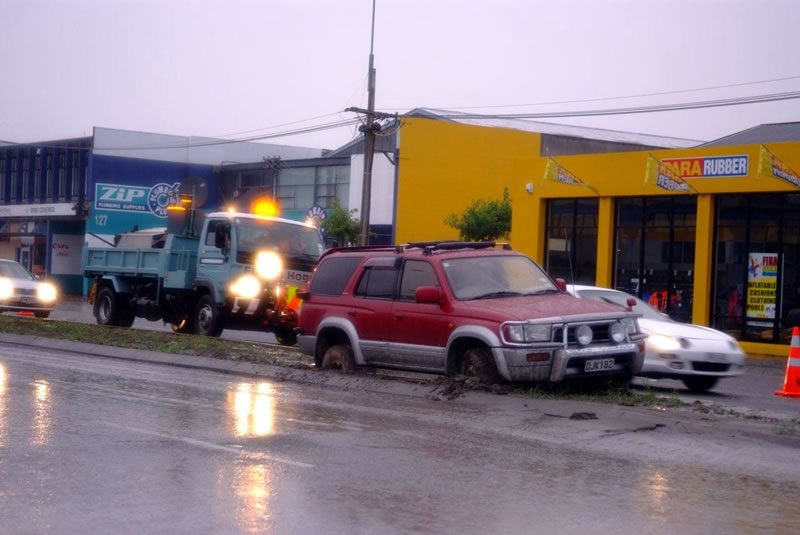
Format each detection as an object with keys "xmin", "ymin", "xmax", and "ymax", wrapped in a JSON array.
[{"xmin": 393, "ymin": 117, "xmax": 800, "ymax": 356}]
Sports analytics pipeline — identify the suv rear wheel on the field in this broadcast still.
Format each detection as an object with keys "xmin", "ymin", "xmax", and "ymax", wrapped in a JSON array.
[
  {"xmin": 321, "ymin": 344, "xmax": 356, "ymax": 372},
  {"xmin": 461, "ymin": 347, "xmax": 502, "ymax": 385}
]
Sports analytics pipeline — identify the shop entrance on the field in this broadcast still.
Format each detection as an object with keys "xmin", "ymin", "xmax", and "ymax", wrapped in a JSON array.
[{"xmin": 614, "ymin": 196, "xmax": 697, "ymax": 323}]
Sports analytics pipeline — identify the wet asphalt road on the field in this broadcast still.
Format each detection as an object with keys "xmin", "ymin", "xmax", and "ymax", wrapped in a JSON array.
[
  {"xmin": 43, "ymin": 297, "xmax": 796, "ymax": 416},
  {"xmin": 1, "ymin": 345, "xmax": 799, "ymax": 534}
]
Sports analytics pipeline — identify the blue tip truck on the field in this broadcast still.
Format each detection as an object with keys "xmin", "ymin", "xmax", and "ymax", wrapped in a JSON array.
[{"xmin": 82, "ymin": 209, "xmax": 324, "ymax": 344}]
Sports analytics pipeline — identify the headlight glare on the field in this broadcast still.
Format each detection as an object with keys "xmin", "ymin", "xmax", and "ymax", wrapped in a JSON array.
[
  {"xmin": 0, "ymin": 278, "xmax": 12, "ymax": 299},
  {"xmin": 255, "ymin": 251, "xmax": 283, "ymax": 280},
  {"xmin": 648, "ymin": 333, "xmax": 681, "ymax": 352},
  {"xmin": 576, "ymin": 324, "xmax": 593, "ymax": 346},
  {"xmin": 230, "ymin": 275, "xmax": 261, "ymax": 299},
  {"xmin": 609, "ymin": 321, "xmax": 627, "ymax": 343},
  {"xmin": 37, "ymin": 282, "xmax": 57, "ymax": 302}
]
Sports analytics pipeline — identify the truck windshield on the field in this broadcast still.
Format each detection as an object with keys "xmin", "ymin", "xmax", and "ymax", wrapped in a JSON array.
[
  {"xmin": 441, "ymin": 255, "xmax": 557, "ymax": 300},
  {"xmin": 235, "ymin": 217, "xmax": 325, "ymax": 260}
]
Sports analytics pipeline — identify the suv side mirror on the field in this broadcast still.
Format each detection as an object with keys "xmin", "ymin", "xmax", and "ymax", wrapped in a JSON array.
[
  {"xmin": 415, "ymin": 286, "xmax": 442, "ymax": 304},
  {"xmin": 296, "ymin": 290, "xmax": 310, "ymax": 301},
  {"xmin": 554, "ymin": 278, "xmax": 567, "ymax": 292}
]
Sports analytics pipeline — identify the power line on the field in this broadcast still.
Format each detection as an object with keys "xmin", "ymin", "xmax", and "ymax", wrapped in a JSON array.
[
  {"xmin": 412, "ymin": 89, "xmax": 800, "ymax": 120},
  {"xmin": 382, "ymin": 74, "xmax": 800, "ymax": 111}
]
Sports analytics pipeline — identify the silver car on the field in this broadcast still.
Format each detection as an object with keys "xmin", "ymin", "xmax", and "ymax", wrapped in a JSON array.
[
  {"xmin": 567, "ymin": 285, "xmax": 746, "ymax": 392},
  {"xmin": 0, "ymin": 259, "xmax": 58, "ymax": 318}
]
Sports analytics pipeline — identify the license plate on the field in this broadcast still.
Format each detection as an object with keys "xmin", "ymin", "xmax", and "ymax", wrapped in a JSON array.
[
  {"xmin": 19, "ymin": 296, "xmax": 37, "ymax": 305},
  {"xmin": 585, "ymin": 358, "xmax": 615, "ymax": 372},
  {"xmin": 284, "ymin": 270, "xmax": 311, "ymax": 286},
  {"xmin": 706, "ymin": 353, "xmax": 728, "ymax": 363}
]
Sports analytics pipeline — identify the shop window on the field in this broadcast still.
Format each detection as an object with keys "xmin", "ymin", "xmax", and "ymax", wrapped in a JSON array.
[
  {"xmin": 714, "ymin": 193, "xmax": 800, "ymax": 344},
  {"xmin": 45, "ymin": 152, "xmax": 54, "ymax": 201},
  {"xmin": 545, "ymin": 198, "xmax": 598, "ymax": 285},
  {"xmin": 10, "ymin": 157, "xmax": 18, "ymax": 203},
  {"xmin": 58, "ymin": 153, "xmax": 66, "ymax": 201},
  {"xmin": 0, "ymin": 157, "xmax": 5, "ymax": 202},
  {"xmin": 34, "ymin": 154, "xmax": 42, "ymax": 201},
  {"xmin": 615, "ymin": 196, "xmax": 696, "ymax": 322},
  {"xmin": 22, "ymin": 156, "xmax": 30, "ymax": 202}
]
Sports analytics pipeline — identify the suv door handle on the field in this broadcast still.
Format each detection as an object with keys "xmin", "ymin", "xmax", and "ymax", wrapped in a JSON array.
[
  {"xmin": 347, "ymin": 311, "xmax": 357, "ymax": 317},
  {"xmin": 394, "ymin": 314, "xmax": 404, "ymax": 320}
]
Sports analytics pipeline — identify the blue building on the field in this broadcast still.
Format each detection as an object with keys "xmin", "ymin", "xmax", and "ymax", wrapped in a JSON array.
[{"xmin": 0, "ymin": 128, "xmax": 325, "ymax": 294}]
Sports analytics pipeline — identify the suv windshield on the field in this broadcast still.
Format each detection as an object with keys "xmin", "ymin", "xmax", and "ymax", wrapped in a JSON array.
[
  {"xmin": 235, "ymin": 218, "xmax": 325, "ymax": 260},
  {"xmin": 441, "ymin": 255, "xmax": 557, "ymax": 300},
  {"xmin": 0, "ymin": 261, "xmax": 34, "ymax": 280}
]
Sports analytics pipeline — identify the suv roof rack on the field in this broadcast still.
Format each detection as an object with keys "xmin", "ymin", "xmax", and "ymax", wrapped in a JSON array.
[
  {"xmin": 318, "ymin": 241, "xmax": 512, "ymax": 260},
  {"xmin": 406, "ymin": 240, "xmax": 512, "ymax": 255}
]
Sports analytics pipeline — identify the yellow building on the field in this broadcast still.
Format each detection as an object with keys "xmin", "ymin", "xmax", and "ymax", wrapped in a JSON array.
[{"xmin": 394, "ymin": 115, "xmax": 800, "ymax": 356}]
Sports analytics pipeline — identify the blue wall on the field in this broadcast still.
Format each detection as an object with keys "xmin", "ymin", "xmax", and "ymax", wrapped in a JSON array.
[{"xmin": 88, "ymin": 154, "xmax": 220, "ymax": 238}]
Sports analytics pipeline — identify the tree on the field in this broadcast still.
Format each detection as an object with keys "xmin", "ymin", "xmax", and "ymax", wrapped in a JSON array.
[
  {"xmin": 321, "ymin": 199, "xmax": 361, "ymax": 246},
  {"xmin": 444, "ymin": 188, "xmax": 511, "ymax": 242}
]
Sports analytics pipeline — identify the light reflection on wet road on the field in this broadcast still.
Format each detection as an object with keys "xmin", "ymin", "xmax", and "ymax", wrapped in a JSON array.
[{"xmin": 0, "ymin": 345, "xmax": 798, "ymax": 534}]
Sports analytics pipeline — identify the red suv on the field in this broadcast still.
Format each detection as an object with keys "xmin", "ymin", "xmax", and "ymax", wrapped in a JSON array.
[{"xmin": 297, "ymin": 242, "xmax": 645, "ymax": 384}]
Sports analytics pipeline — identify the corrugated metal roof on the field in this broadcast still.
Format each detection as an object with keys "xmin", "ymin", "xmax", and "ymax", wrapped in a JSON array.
[
  {"xmin": 408, "ymin": 108, "xmax": 702, "ymax": 148},
  {"xmin": 701, "ymin": 121, "xmax": 800, "ymax": 146}
]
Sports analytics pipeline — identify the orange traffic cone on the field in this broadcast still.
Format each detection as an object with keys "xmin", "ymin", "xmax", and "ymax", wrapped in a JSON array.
[{"xmin": 775, "ymin": 326, "xmax": 800, "ymax": 398}]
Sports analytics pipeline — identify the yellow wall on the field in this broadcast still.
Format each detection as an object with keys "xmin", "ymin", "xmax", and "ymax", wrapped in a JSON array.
[
  {"xmin": 395, "ymin": 118, "xmax": 542, "ymax": 249},
  {"xmin": 395, "ymin": 118, "xmax": 800, "ymax": 355}
]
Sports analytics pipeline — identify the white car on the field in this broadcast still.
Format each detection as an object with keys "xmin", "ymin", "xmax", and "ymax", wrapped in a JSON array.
[
  {"xmin": 0, "ymin": 259, "xmax": 58, "ymax": 318},
  {"xmin": 567, "ymin": 285, "xmax": 746, "ymax": 392}
]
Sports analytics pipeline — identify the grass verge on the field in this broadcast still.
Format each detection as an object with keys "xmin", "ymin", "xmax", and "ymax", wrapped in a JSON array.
[{"xmin": 0, "ymin": 315, "xmax": 312, "ymax": 367}]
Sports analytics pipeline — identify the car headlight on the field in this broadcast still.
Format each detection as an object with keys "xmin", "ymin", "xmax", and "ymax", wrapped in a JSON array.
[
  {"xmin": 230, "ymin": 274, "xmax": 261, "ymax": 299},
  {"xmin": 255, "ymin": 251, "xmax": 283, "ymax": 280},
  {"xmin": 609, "ymin": 321, "xmax": 627, "ymax": 343},
  {"xmin": 0, "ymin": 278, "xmax": 12, "ymax": 299},
  {"xmin": 37, "ymin": 282, "xmax": 58, "ymax": 303},
  {"xmin": 502, "ymin": 322, "xmax": 551, "ymax": 343},
  {"xmin": 648, "ymin": 333, "xmax": 683, "ymax": 352},
  {"xmin": 576, "ymin": 324, "xmax": 593, "ymax": 346}
]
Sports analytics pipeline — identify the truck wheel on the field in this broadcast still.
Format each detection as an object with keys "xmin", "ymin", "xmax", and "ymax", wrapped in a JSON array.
[
  {"xmin": 461, "ymin": 347, "xmax": 502, "ymax": 385},
  {"xmin": 275, "ymin": 328, "xmax": 298, "ymax": 346},
  {"xmin": 682, "ymin": 376, "xmax": 718, "ymax": 393},
  {"xmin": 321, "ymin": 344, "xmax": 356, "ymax": 372},
  {"xmin": 34, "ymin": 311, "xmax": 51, "ymax": 319},
  {"xmin": 194, "ymin": 295, "xmax": 223, "ymax": 337},
  {"xmin": 94, "ymin": 287, "xmax": 121, "ymax": 326}
]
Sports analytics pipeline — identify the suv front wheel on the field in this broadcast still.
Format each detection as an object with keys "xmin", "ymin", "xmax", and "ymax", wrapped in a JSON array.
[
  {"xmin": 461, "ymin": 347, "xmax": 502, "ymax": 385},
  {"xmin": 321, "ymin": 344, "xmax": 356, "ymax": 372}
]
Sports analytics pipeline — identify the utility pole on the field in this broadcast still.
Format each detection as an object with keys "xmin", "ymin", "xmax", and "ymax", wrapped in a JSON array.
[{"xmin": 358, "ymin": 0, "xmax": 377, "ymax": 246}]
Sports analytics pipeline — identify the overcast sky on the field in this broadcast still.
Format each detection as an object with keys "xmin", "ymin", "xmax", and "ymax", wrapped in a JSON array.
[{"xmin": 2, "ymin": 0, "xmax": 799, "ymax": 150}]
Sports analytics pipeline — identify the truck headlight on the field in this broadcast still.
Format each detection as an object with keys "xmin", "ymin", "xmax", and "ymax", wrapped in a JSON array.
[
  {"xmin": 0, "ymin": 278, "xmax": 12, "ymax": 299},
  {"xmin": 37, "ymin": 282, "xmax": 58, "ymax": 303},
  {"xmin": 230, "ymin": 274, "xmax": 261, "ymax": 299},
  {"xmin": 576, "ymin": 325, "xmax": 593, "ymax": 346},
  {"xmin": 502, "ymin": 322, "xmax": 551, "ymax": 343},
  {"xmin": 255, "ymin": 251, "xmax": 283, "ymax": 280}
]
